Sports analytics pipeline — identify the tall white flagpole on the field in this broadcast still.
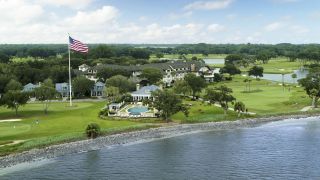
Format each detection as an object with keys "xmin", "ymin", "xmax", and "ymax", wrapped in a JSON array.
[{"xmin": 68, "ymin": 34, "xmax": 72, "ymax": 107}]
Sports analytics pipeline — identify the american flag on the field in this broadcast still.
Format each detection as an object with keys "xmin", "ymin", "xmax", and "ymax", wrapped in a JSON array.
[{"xmin": 69, "ymin": 36, "xmax": 89, "ymax": 53}]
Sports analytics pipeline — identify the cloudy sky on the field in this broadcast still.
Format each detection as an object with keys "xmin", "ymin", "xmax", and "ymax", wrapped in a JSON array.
[{"xmin": 1, "ymin": 0, "xmax": 320, "ymax": 44}]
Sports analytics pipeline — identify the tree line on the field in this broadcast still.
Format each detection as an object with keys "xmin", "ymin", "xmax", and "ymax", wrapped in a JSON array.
[{"xmin": 2, "ymin": 43, "xmax": 320, "ymax": 64}]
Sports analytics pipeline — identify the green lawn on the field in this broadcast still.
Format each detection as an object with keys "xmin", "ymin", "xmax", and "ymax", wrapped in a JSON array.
[
  {"xmin": 240, "ymin": 57, "xmax": 306, "ymax": 74},
  {"xmin": 0, "ymin": 73, "xmax": 314, "ymax": 155},
  {"xmin": 150, "ymin": 54, "xmax": 227, "ymax": 60},
  {"xmin": 0, "ymin": 101, "xmax": 153, "ymax": 155},
  {"xmin": 172, "ymin": 100, "xmax": 249, "ymax": 123},
  {"xmin": 206, "ymin": 75, "xmax": 310, "ymax": 115}
]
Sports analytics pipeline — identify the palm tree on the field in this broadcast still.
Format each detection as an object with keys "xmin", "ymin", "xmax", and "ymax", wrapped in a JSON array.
[{"xmin": 234, "ymin": 101, "xmax": 246, "ymax": 117}]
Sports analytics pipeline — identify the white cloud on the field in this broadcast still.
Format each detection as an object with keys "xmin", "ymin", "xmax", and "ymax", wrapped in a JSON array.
[
  {"xmin": 169, "ymin": 11, "xmax": 193, "ymax": 20},
  {"xmin": 65, "ymin": 6, "xmax": 118, "ymax": 27},
  {"xmin": 184, "ymin": 0, "xmax": 234, "ymax": 11},
  {"xmin": 0, "ymin": 0, "xmax": 44, "ymax": 25},
  {"xmin": 290, "ymin": 25, "xmax": 309, "ymax": 34},
  {"xmin": 0, "ymin": 0, "xmax": 315, "ymax": 44},
  {"xmin": 264, "ymin": 22, "xmax": 286, "ymax": 31},
  {"xmin": 138, "ymin": 16, "xmax": 148, "ymax": 21},
  {"xmin": 39, "ymin": 0, "xmax": 93, "ymax": 9},
  {"xmin": 207, "ymin": 24, "xmax": 226, "ymax": 32}
]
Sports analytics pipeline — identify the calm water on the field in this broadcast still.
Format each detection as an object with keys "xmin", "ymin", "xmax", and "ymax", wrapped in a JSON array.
[
  {"xmin": 204, "ymin": 58, "xmax": 225, "ymax": 65},
  {"xmin": 261, "ymin": 69, "xmax": 308, "ymax": 83},
  {"xmin": 1, "ymin": 117, "xmax": 320, "ymax": 179}
]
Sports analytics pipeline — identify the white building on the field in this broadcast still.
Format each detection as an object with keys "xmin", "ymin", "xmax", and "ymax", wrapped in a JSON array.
[{"xmin": 131, "ymin": 85, "xmax": 160, "ymax": 101}]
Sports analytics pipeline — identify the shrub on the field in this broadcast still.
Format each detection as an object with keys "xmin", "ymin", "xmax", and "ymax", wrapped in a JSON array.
[
  {"xmin": 99, "ymin": 108, "xmax": 109, "ymax": 117},
  {"xmin": 86, "ymin": 123, "xmax": 101, "ymax": 139}
]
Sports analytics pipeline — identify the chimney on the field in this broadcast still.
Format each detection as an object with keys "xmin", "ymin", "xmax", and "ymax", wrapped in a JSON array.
[
  {"xmin": 191, "ymin": 64, "xmax": 196, "ymax": 72},
  {"xmin": 159, "ymin": 83, "xmax": 163, "ymax": 90},
  {"xmin": 136, "ymin": 84, "xmax": 140, "ymax": 91}
]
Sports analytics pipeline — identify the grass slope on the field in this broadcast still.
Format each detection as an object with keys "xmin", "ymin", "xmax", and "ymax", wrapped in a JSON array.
[
  {"xmin": 0, "ymin": 102, "xmax": 150, "ymax": 155},
  {"xmin": 206, "ymin": 75, "xmax": 310, "ymax": 115}
]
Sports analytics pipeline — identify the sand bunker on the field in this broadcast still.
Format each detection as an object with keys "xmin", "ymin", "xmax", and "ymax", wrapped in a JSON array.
[{"xmin": 0, "ymin": 119, "xmax": 22, "ymax": 123}]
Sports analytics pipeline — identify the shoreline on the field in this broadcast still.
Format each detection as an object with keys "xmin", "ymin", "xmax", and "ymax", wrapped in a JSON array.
[{"xmin": 0, "ymin": 113, "xmax": 319, "ymax": 169}]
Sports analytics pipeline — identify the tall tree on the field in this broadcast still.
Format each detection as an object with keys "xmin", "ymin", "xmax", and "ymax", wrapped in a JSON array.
[
  {"xmin": 150, "ymin": 89, "xmax": 188, "ymax": 122},
  {"xmin": 34, "ymin": 78, "xmax": 57, "ymax": 114},
  {"xmin": 1, "ymin": 91, "xmax": 29, "ymax": 116},
  {"xmin": 256, "ymin": 52, "xmax": 271, "ymax": 64},
  {"xmin": 72, "ymin": 76, "xmax": 95, "ymax": 98},
  {"xmin": 299, "ymin": 73, "xmax": 320, "ymax": 108},
  {"xmin": 104, "ymin": 86, "xmax": 120, "ymax": 102},
  {"xmin": 184, "ymin": 73, "xmax": 206, "ymax": 99},
  {"xmin": 1, "ymin": 81, "xmax": 28, "ymax": 116},
  {"xmin": 225, "ymin": 54, "xmax": 243, "ymax": 65},
  {"xmin": 219, "ymin": 64, "xmax": 241, "ymax": 76},
  {"xmin": 4, "ymin": 79, "xmax": 23, "ymax": 92},
  {"xmin": 140, "ymin": 68, "xmax": 163, "ymax": 84},
  {"xmin": 173, "ymin": 79, "xmax": 191, "ymax": 96},
  {"xmin": 234, "ymin": 101, "xmax": 246, "ymax": 117},
  {"xmin": 204, "ymin": 85, "xmax": 236, "ymax": 116},
  {"xmin": 90, "ymin": 45, "xmax": 115, "ymax": 59},
  {"xmin": 106, "ymin": 75, "xmax": 135, "ymax": 94},
  {"xmin": 248, "ymin": 66, "xmax": 264, "ymax": 79},
  {"xmin": 243, "ymin": 78, "xmax": 252, "ymax": 92},
  {"xmin": 0, "ymin": 52, "xmax": 10, "ymax": 63}
]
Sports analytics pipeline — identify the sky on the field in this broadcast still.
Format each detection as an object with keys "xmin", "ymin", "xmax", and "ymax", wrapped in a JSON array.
[{"xmin": 1, "ymin": 0, "xmax": 320, "ymax": 44}]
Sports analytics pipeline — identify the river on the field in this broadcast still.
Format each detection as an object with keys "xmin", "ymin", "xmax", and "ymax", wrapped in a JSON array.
[
  {"xmin": 1, "ymin": 117, "xmax": 320, "ymax": 179},
  {"xmin": 204, "ymin": 58, "xmax": 225, "ymax": 65}
]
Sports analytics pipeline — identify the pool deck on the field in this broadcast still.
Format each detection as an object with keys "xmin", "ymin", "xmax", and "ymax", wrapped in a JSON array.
[{"xmin": 109, "ymin": 103, "xmax": 157, "ymax": 118}]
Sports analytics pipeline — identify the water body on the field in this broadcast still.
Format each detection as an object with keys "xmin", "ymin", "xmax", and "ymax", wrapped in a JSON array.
[
  {"xmin": 1, "ymin": 117, "xmax": 320, "ymax": 179},
  {"xmin": 261, "ymin": 69, "xmax": 308, "ymax": 83},
  {"xmin": 204, "ymin": 58, "xmax": 225, "ymax": 65}
]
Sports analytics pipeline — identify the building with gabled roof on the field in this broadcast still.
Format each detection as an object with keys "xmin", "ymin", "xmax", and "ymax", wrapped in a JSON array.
[{"xmin": 131, "ymin": 85, "xmax": 160, "ymax": 101}]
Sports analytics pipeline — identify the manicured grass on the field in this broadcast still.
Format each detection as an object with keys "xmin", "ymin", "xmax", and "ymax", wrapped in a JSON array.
[
  {"xmin": 206, "ymin": 75, "xmax": 310, "ymax": 115},
  {"xmin": 172, "ymin": 99, "xmax": 251, "ymax": 123},
  {"xmin": 0, "ymin": 101, "xmax": 152, "ymax": 155},
  {"xmin": 150, "ymin": 54, "xmax": 227, "ymax": 60},
  {"xmin": 241, "ymin": 57, "xmax": 306, "ymax": 74},
  {"xmin": 0, "ymin": 71, "xmax": 313, "ymax": 155}
]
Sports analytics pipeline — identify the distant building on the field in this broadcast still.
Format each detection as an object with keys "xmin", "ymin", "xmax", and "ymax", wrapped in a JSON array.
[
  {"xmin": 78, "ymin": 64, "xmax": 90, "ymax": 72},
  {"xmin": 131, "ymin": 85, "xmax": 160, "ymax": 101},
  {"xmin": 55, "ymin": 83, "xmax": 72, "ymax": 97},
  {"xmin": 108, "ymin": 102, "xmax": 124, "ymax": 112},
  {"xmin": 23, "ymin": 83, "xmax": 40, "ymax": 92},
  {"xmin": 78, "ymin": 60, "xmax": 217, "ymax": 86},
  {"xmin": 91, "ymin": 82, "xmax": 105, "ymax": 97}
]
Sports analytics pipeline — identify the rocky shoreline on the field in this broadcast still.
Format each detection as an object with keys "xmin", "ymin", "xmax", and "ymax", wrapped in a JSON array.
[{"xmin": 0, "ymin": 114, "xmax": 318, "ymax": 169}]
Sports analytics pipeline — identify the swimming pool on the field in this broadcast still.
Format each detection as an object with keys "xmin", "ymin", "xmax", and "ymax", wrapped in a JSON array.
[{"xmin": 128, "ymin": 106, "xmax": 148, "ymax": 115}]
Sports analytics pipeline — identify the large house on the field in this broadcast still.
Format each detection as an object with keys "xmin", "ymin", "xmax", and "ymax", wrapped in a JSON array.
[
  {"xmin": 55, "ymin": 82, "xmax": 105, "ymax": 98},
  {"xmin": 131, "ymin": 84, "xmax": 160, "ymax": 101},
  {"xmin": 78, "ymin": 60, "xmax": 216, "ymax": 86},
  {"xmin": 23, "ymin": 83, "xmax": 40, "ymax": 92},
  {"xmin": 55, "ymin": 83, "xmax": 71, "ymax": 97},
  {"xmin": 91, "ymin": 82, "xmax": 105, "ymax": 97}
]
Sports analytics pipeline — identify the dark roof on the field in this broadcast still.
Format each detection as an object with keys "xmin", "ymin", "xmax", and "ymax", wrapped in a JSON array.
[{"xmin": 87, "ymin": 60, "xmax": 207, "ymax": 73}]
